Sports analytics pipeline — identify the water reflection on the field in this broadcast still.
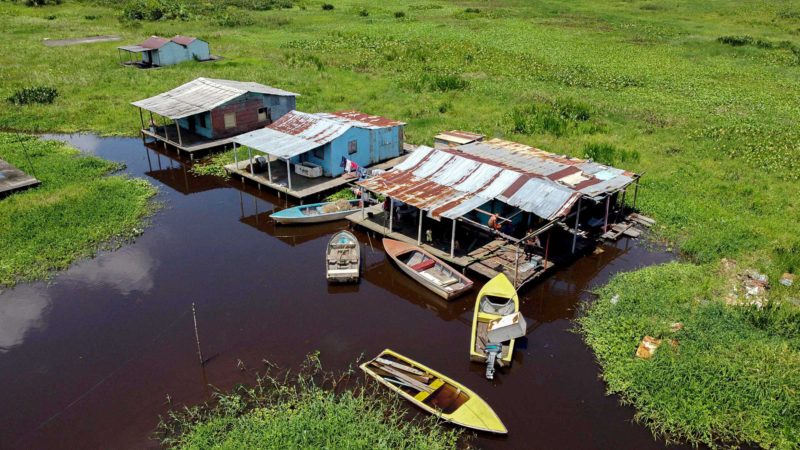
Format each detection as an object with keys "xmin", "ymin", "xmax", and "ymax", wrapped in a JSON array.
[
  {"xmin": 0, "ymin": 285, "xmax": 50, "ymax": 353},
  {"xmin": 61, "ymin": 247, "xmax": 158, "ymax": 295}
]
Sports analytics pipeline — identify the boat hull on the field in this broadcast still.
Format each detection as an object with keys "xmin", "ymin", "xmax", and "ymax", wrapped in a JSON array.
[
  {"xmin": 470, "ymin": 274, "xmax": 519, "ymax": 367},
  {"xmin": 361, "ymin": 349, "xmax": 507, "ymax": 434},
  {"xmin": 326, "ymin": 231, "xmax": 360, "ymax": 283},
  {"xmin": 382, "ymin": 238, "xmax": 473, "ymax": 300},
  {"xmin": 271, "ymin": 199, "xmax": 360, "ymax": 225}
]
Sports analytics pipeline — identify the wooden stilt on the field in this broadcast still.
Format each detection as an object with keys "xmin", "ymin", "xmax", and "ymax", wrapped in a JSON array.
[
  {"xmin": 544, "ymin": 230, "xmax": 551, "ymax": 268},
  {"xmin": 603, "ymin": 195, "xmax": 611, "ymax": 233},
  {"xmin": 389, "ymin": 198, "xmax": 394, "ymax": 232},
  {"xmin": 450, "ymin": 219, "xmax": 456, "ymax": 257},
  {"xmin": 267, "ymin": 154, "xmax": 272, "ymax": 182},
  {"xmin": 633, "ymin": 177, "xmax": 641, "ymax": 210},
  {"xmin": 572, "ymin": 197, "xmax": 582, "ymax": 254},
  {"xmin": 417, "ymin": 209, "xmax": 423, "ymax": 244},
  {"xmin": 247, "ymin": 146, "xmax": 254, "ymax": 175},
  {"xmin": 286, "ymin": 159, "xmax": 292, "ymax": 190}
]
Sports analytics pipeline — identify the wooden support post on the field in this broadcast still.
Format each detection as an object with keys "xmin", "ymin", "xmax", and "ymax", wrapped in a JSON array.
[
  {"xmin": 417, "ymin": 209, "xmax": 423, "ymax": 245},
  {"xmin": 286, "ymin": 159, "xmax": 292, "ymax": 190},
  {"xmin": 176, "ymin": 119, "xmax": 183, "ymax": 148},
  {"xmin": 544, "ymin": 230, "xmax": 551, "ymax": 268},
  {"xmin": 633, "ymin": 177, "xmax": 641, "ymax": 210},
  {"xmin": 162, "ymin": 115, "xmax": 169, "ymax": 151},
  {"xmin": 247, "ymin": 146, "xmax": 254, "ymax": 175},
  {"xmin": 450, "ymin": 218, "xmax": 456, "ymax": 258},
  {"xmin": 138, "ymin": 108, "xmax": 144, "ymax": 130},
  {"xmin": 603, "ymin": 195, "xmax": 611, "ymax": 233},
  {"xmin": 389, "ymin": 198, "xmax": 394, "ymax": 232},
  {"xmin": 514, "ymin": 243, "xmax": 520, "ymax": 288},
  {"xmin": 361, "ymin": 189, "xmax": 366, "ymax": 219},
  {"xmin": 234, "ymin": 142, "xmax": 239, "ymax": 166},
  {"xmin": 191, "ymin": 303, "xmax": 203, "ymax": 366},
  {"xmin": 572, "ymin": 197, "xmax": 582, "ymax": 254}
]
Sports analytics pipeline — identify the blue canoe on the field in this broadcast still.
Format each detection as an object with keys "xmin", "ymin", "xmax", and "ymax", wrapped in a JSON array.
[{"xmin": 270, "ymin": 199, "xmax": 361, "ymax": 225}]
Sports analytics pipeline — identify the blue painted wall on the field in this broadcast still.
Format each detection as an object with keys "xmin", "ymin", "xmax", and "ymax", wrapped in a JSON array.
[
  {"xmin": 293, "ymin": 124, "xmax": 403, "ymax": 177},
  {"xmin": 185, "ymin": 40, "xmax": 210, "ymax": 60},
  {"xmin": 177, "ymin": 112, "xmax": 213, "ymax": 139},
  {"xmin": 142, "ymin": 41, "xmax": 187, "ymax": 66}
]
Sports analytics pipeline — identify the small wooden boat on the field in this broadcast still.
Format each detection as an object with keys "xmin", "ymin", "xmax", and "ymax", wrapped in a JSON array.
[
  {"xmin": 270, "ymin": 199, "xmax": 360, "ymax": 225},
  {"xmin": 382, "ymin": 238, "xmax": 473, "ymax": 300},
  {"xmin": 470, "ymin": 274, "xmax": 520, "ymax": 374},
  {"xmin": 361, "ymin": 349, "xmax": 507, "ymax": 434},
  {"xmin": 326, "ymin": 231, "xmax": 360, "ymax": 283}
]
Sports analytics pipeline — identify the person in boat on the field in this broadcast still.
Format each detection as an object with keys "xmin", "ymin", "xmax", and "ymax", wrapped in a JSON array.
[{"xmin": 524, "ymin": 229, "xmax": 541, "ymax": 261}]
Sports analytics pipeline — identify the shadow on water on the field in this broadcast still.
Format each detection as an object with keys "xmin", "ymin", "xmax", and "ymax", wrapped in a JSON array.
[{"xmin": 0, "ymin": 134, "xmax": 689, "ymax": 449}]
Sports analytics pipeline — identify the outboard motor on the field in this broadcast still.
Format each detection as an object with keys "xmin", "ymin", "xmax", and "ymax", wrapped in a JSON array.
[{"xmin": 485, "ymin": 343, "xmax": 502, "ymax": 380}]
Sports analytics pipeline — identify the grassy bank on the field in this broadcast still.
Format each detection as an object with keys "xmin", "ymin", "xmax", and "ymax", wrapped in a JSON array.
[
  {"xmin": 157, "ymin": 355, "xmax": 462, "ymax": 449},
  {"xmin": 0, "ymin": 133, "xmax": 156, "ymax": 286},
  {"xmin": 579, "ymin": 263, "xmax": 800, "ymax": 449},
  {"xmin": 1, "ymin": 0, "xmax": 798, "ymax": 447}
]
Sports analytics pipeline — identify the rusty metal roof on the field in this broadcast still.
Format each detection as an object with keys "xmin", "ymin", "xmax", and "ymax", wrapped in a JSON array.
[
  {"xmin": 131, "ymin": 77, "xmax": 299, "ymax": 119},
  {"xmin": 171, "ymin": 35, "xmax": 199, "ymax": 46},
  {"xmin": 358, "ymin": 140, "xmax": 634, "ymax": 221},
  {"xmin": 140, "ymin": 36, "xmax": 170, "ymax": 49},
  {"xmin": 317, "ymin": 111, "xmax": 405, "ymax": 129},
  {"xmin": 233, "ymin": 111, "xmax": 351, "ymax": 159},
  {"xmin": 434, "ymin": 130, "xmax": 484, "ymax": 145}
]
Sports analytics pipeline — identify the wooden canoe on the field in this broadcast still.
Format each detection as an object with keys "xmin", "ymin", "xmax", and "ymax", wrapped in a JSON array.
[
  {"xmin": 382, "ymin": 238, "xmax": 473, "ymax": 300},
  {"xmin": 326, "ymin": 231, "xmax": 360, "ymax": 283},
  {"xmin": 470, "ymin": 274, "xmax": 519, "ymax": 367},
  {"xmin": 270, "ymin": 199, "xmax": 360, "ymax": 225},
  {"xmin": 360, "ymin": 349, "xmax": 507, "ymax": 434}
]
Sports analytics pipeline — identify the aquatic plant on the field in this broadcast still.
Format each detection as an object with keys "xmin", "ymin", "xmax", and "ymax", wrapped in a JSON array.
[
  {"xmin": 157, "ymin": 353, "xmax": 463, "ymax": 449},
  {"xmin": 7, "ymin": 86, "xmax": 58, "ymax": 105}
]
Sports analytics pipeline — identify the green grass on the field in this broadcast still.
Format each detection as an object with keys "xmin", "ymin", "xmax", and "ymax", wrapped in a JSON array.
[
  {"xmin": 1, "ymin": 0, "xmax": 799, "ymax": 446},
  {"xmin": 158, "ymin": 354, "xmax": 462, "ymax": 450},
  {"xmin": 0, "ymin": 133, "xmax": 156, "ymax": 286},
  {"xmin": 579, "ymin": 263, "xmax": 800, "ymax": 449}
]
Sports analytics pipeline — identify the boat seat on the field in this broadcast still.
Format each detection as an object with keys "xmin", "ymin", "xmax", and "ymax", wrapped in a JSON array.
[
  {"xmin": 411, "ymin": 259, "xmax": 436, "ymax": 272},
  {"xmin": 413, "ymin": 378, "xmax": 445, "ymax": 402}
]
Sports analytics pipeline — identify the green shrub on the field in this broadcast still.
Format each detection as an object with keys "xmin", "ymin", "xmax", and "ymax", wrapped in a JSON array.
[
  {"xmin": 394, "ymin": 11, "xmax": 406, "ymax": 18},
  {"xmin": 464, "ymin": 7, "xmax": 480, "ymax": 13},
  {"xmin": 119, "ymin": 0, "xmax": 191, "ymax": 21},
  {"xmin": 717, "ymin": 35, "xmax": 753, "ymax": 46},
  {"xmin": 23, "ymin": 0, "xmax": 62, "ymax": 5},
  {"xmin": 509, "ymin": 99, "xmax": 595, "ymax": 137},
  {"xmin": 583, "ymin": 142, "xmax": 640, "ymax": 166},
  {"xmin": 84, "ymin": 14, "xmax": 100, "ymax": 20},
  {"xmin": 7, "ymin": 86, "xmax": 58, "ymax": 105},
  {"xmin": 321, "ymin": 3, "xmax": 333, "ymax": 10},
  {"xmin": 214, "ymin": 7, "xmax": 254, "ymax": 26},
  {"xmin": 358, "ymin": 8, "xmax": 368, "ymax": 17}
]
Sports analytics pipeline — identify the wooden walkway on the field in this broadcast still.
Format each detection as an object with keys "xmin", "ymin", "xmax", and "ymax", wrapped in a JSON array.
[
  {"xmin": 225, "ymin": 153, "xmax": 410, "ymax": 201},
  {"xmin": 141, "ymin": 126, "xmax": 236, "ymax": 157},
  {"xmin": 346, "ymin": 205, "xmax": 555, "ymax": 288},
  {"xmin": 0, "ymin": 159, "xmax": 40, "ymax": 197}
]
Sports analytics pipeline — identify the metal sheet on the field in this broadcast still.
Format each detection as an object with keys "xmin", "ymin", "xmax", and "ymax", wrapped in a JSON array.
[
  {"xmin": 131, "ymin": 77, "xmax": 299, "ymax": 119},
  {"xmin": 502, "ymin": 178, "xmax": 579, "ymax": 220},
  {"xmin": 316, "ymin": 111, "xmax": 405, "ymax": 129},
  {"xmin": 233, "ymin": 111, "xmax": 351, "ymax": 159}
]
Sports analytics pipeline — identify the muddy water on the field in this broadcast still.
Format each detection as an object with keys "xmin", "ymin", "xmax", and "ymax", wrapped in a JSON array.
[{"xmin": 0, "ymin": 135, "xmax": 685, "ymax": 449}]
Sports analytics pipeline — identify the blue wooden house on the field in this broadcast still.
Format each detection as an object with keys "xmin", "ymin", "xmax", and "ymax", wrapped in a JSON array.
[
  {"xmin": 118, "ymin": 35, "xmax": 212, "ymax": 67},
  {"xmin": 233, "ymin": 110, "xmax": 405, "ymax": 178}
]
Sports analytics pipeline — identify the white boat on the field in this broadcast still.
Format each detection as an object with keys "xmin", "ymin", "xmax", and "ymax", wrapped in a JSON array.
[{"xmin": 326, "ymin": 231, "xmax": 360, "ymax": 283}]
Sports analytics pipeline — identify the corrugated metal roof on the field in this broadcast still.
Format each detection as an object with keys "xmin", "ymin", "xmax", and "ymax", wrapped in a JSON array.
[
  {"xmin": 171, "ymin": 35, "xmax": 198, "ymax": 46},
  {"xmin": 358, "ymin": 139, "xmax": 636, "ymax": 221},
  {"xmin": 131, "ymin": 77, "xmax": 299, "ymax": 119},
  {"xmin": 117, "ymin": 45, "xmax": 149, "ymax": 53},
  {"xmin": 317, "ymin": 111, "xmax": 405, "ymax": 129},
  {"xmin": 140, "ymin": 36, "xmax": 170, "ymax": 49},
  {"xmin": 232, "ymin": 111, "xmax": 351, "ymax": 159},
  {"xmin": 434, "ymin": 130, "xmax": 484, "ymax": 145}
]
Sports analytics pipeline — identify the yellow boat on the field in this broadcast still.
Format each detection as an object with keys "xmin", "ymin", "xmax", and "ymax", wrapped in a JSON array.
[
  {"xmin": 469, "ymin": 274, "xmax": 519, "ymax": 368},
  {"xmin": 360, "ymin": 349, "xmax": 507, "ymax": 434}
]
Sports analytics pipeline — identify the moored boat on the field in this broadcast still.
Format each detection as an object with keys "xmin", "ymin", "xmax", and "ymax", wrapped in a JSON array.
[
  {"xmin": 382, "ymin": 238, "xmax": 473, "ymax": 300},
  {"xmin": 326, "ymin": 231, "xmax": 360, "ymax": 283},
  {"xmin": 270, "ymin": 199, "xmax": 360, "ymax": 225},
  {"xmin": 360, "ymin": 349, "xmax": 507, "ymax": 434},
  {"xmin": 470, "ymin": 274, "xmax": 520, "ymax": 375}
]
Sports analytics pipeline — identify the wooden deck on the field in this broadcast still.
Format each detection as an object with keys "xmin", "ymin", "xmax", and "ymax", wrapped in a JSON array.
[
  {"xmin": 346, "ymin": 205, "xmax": 555, "ymax": 288},
  {"xmin": 141, "ymin": 125, "xmax": 236, "ymax": 157},
  {"xmin": 0, "ymin": 159, "xmax": 40, "ymax": 197},
  {"xmin": 225, "ymin": 153, "xmax": 410, "ymax": 200}
]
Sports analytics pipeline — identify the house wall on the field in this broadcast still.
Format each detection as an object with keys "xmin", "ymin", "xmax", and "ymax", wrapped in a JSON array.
[
  {"xmin": 185, "ymin": 40, "xmax": 210, "ymax": 60},
  {"xmin": 177, "ymin": 112, "xmax": 213, "ymax": 139},
  {"xmin": 259, "ymin": 95, "xmax": 295, "ymax": 123},
  {"xmin": 151, "ymin": 42, "xmax": 188, "ymax": 66}
]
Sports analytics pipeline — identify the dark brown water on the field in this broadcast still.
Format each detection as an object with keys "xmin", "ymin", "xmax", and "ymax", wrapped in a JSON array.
[{"xmin": 0, "ymin": 134, "xmax": 685, "ymax": 449}]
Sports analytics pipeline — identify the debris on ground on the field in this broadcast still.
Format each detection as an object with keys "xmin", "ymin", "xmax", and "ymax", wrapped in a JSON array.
[
  {"xmin": 780, "ymin": 273, "xmax": 794, "ymax": 287},
  {"xmin": 721, "ymin": 260, "xmax": 770, "ymax": 309},
  {"xmin": 670, "ymin": 322, "xmax": 683, "ymax": 332},
  {"xmin": 610, "ymin": 294, "xmax": 620, "ymax": 305},
  {"xmin": 636, "ymin": 336, "xmax": 662, "ymax": 359}
]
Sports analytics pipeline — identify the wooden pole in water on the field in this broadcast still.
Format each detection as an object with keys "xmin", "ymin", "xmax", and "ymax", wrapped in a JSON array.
[
  {"xmin": 388, "ymin": 198, "xmax": 394, "ymax": 233},
  {"xmin": 162, "ymin": 115, "xmax": 169, "ymax": 149},
  {"xmin": 286, "ymin": 159, "xmax": 292, "ymax": 190},
  {"xmin": 543, "ymin": 230, "xmax": 550, "ymax": 269},
  {"xmin": 176, "ymin": 119, "xmax": 183, "ymax": 148},
  {"xmin": 603, "ymin": 195, "xmax": 611, "ymax": 233},
  {"xmin": 417, "ymin": 209, "xmax": 423, "ymax": 245},
  {"xmin": 450, "ymin": 218, "xmax": 456, "ymax": 258},
  {"xmin": 572, "ymin": 197, "xmax": 582, "ymax": 254},
  {"xmin": 192, "ymin": 303, "xmax": 204, "ymax": 366},
  {"xmin": 267, "ymin": 153, "xmax": 272, "ymax": 183}
]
